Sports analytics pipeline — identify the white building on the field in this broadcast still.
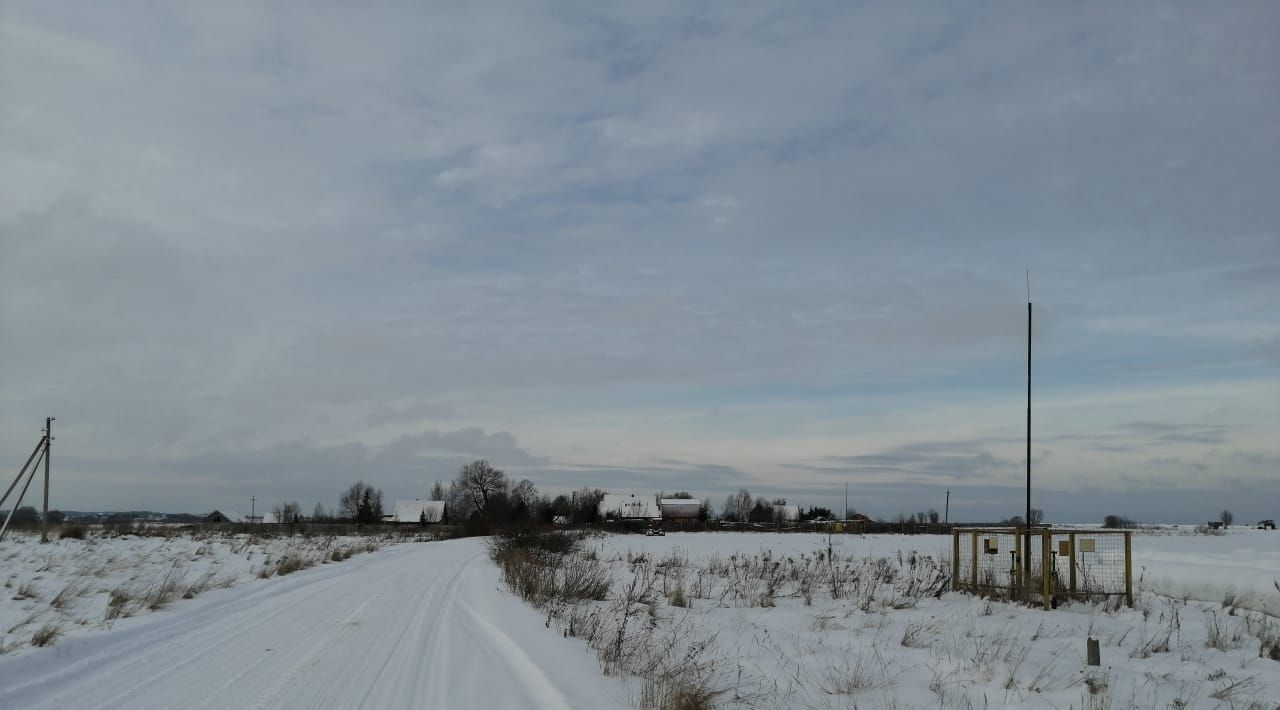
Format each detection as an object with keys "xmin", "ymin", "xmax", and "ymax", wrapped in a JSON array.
[
  {"xmin": 598, "ymin": 493, "xmax": 660, "ymax": 520},
  {"xmin": 392, "ymin": 499, "xmax": 446, "ymax": 524}
]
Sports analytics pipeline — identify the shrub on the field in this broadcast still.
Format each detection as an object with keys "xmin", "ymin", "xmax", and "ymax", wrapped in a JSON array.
[
  {"xmin": 1102, "ymin": 515, "xmax": 1133, "ymax": 529},
  {"xmin": 31, "ymin": 622, "xmax": 61, "ymax": 647},
  {"xmin": 145, "ymin": 563, "xmax": 186, "ymax": 609},
  {"xmin": 105, "ymin": 588, "xmax": 133, "ymax": 621},
  {"xmin": 58, "ymin": 524, "xmax": 87, "ymax": 539},
  {"xmin": 639, "ymin": 669, "xmax": 723, "ymax": 710},
  {"xmin": 50, "ymin": 583, "xmax": 80, "ymax": 610},
  {"xmin": 560, "ymin": 556, "xmax": 610, "ymax": 601}
]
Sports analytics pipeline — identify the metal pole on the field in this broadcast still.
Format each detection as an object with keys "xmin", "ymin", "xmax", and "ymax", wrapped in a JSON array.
[
  {"xmin": 1024, "ymin": 301, "xmax": 1032, "ymax": 597},
  {"xmin": 951, "ymin": 531, "xmax": 960, "ymax": 592},
  {"xmin": 1124, "ymin": 531, "xmax": 1133, "ymax": 607},
  {"xmin": 41, "ymin": 418, "xmax": 53, "ymax": 543}
]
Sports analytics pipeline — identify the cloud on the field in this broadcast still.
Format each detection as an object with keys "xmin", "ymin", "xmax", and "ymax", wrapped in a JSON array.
[
  {"xmin": 365, "ymin": 400, "xmax": 454, "ymax": 426},
  {"xmin": 1118, "ymin": 422, "xmax": 1230, "ymax": 445},
  {"xmin": 526, "ymin": 460, "xmax": 752, "ymax": 494},
  {"xmin": 1, "ymin": 2, "xmax": 1276, "ymax": 522},
  {"xmin": 789, "ymin": 440, "xmax": 1019, "ymax": 481}
]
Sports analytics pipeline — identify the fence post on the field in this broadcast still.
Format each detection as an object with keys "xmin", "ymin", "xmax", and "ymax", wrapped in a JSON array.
[
  {"xmin": 1041, "ymin": 530, "xmax": 1051, "ymax": 610},
  {"xmin": 951, "ymin": 531, "xmax": 960, "ymax": 592},
  {"xmin": 1014, "ymin": 530, "xmax": 1022, "ymax": 600},
  {"xmin": 970, "ymin": 531, "xmax": 978, "ymax": 592},
  {"xmin": 1124, "ymin": 531, "xmax": 1133, "ymax": 607},
  {"xmin": 1068, "ymin": 532, "xmax": 1077, "ymax": 598}
]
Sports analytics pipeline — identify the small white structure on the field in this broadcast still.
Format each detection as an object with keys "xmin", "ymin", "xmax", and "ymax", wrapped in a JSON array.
[
  {"xmin": 598, "ymin": 493, "xmax": 660, "ymax": 520},
  {"xmin": 392, "ymin": 499, "xmax": 446, "ymax": 524}
]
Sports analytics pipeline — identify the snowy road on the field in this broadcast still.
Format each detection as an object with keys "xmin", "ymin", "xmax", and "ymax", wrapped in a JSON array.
[{"xmin": 0, "ymin": 538, "xmax": 629, "ymax": 710}]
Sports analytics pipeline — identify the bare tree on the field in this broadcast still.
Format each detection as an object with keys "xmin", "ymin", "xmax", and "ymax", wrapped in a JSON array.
[
  {"xmin": 721, "ymin": 488, "xmax": 753, "ymax": 521},
  {"xmin": 928, "ymin": 509, "xmax": 940, "ymax": 524},
  {"xmin": 572, "ymin": 488, "xmax": 604, "ymax": 523},
  {"xmin": 312, "ymin": 502, "xmax": 329, "ymax": 522},
  {"xmin": 511, "ymin": 479, "xmax": 537, "ymax": 508},
  {"xmin": 1220, "ymin": 509, "xmax": 1234, "ymax": 527},
  {"xmin": 273, "ymin": 501, "xmax": 302, "ymax": 524},
  {"xmin": 340, "ymin": 481, "xmax": 383, "ymax": 523},
  {"xmin": 446, "ymin": 480, "xmax": 474, "ymax": 521},
  {"xmin": 430, "ymin": 480, "xmax": 447, "ymax": 501},
  {"xmin": 455, "ymin": 460, "xmax": 507, "ymax": 513}
]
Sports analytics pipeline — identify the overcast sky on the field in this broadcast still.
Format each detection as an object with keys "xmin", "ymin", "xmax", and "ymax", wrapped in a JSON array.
[{"xmin": 2, "ymin": 2, "xmax": 1277, "ymax": 523}]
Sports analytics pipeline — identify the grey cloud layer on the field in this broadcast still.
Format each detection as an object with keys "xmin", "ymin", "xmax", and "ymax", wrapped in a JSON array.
[{"xmin": 1, "ymin": 2, "xmax": 1277, "ymax": 520}]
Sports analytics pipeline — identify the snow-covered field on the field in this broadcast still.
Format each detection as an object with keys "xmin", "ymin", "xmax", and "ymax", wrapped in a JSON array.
[
  {"xmin": 1128, "ymin": 528, "xmax": 1280, "ymax": 617},
  {"xmin": 1, "ymin": 527, "xmax": 1276, "ymax": 709},
  {"xmin": 506, "ymin": 530, "xmax": 1280, "ymax": 709},
  {"xmin": 0, "ymin": 529, "xmax": 388, "ymax": 655}
]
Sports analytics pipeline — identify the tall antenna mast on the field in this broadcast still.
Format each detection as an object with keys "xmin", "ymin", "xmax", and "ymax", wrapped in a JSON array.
[{"xmin": 1024, "ymin": 271, "xmax": 1032, "ymax": 596}]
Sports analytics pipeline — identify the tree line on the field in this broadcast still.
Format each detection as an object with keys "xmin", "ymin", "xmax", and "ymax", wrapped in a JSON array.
[{"xmin": 288, "ymin": 459, "xmax": 614, "ymax": 532}]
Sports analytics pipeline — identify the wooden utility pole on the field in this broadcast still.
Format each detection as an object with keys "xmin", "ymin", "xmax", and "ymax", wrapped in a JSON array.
[
  {"xmin": 41, "ymin": 417, "xmax": 53, "ymax": 543},
  {"xmin": 251, "ymin": 496, "xmax": 256, "ymax": 524},
  {"xmin": 844, "ymin": 482, "xmax": 848, "ymax": 521},
  {"xmin": 944, "ymin": 490, "xmax": 950, "ymax": 525}
]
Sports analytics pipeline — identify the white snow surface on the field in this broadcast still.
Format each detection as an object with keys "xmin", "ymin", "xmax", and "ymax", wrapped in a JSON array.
[
  {"xmin": 2, "ymin": 527, "xmax": 1276, "ymax": 709},
  {"xmin": 0, "ymin": 535, "xmax": 627, "ymax": 710},
  {"xmin": 544, "ymin": 530, "xmax": 1280, "ymax": 709}
]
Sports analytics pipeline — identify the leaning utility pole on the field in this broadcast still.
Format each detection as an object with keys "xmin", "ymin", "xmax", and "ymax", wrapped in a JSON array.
[
  {"xmin": 41, "ymin": 417, "xmax": 53, "ymax": 543},
  {"xmin": 944, "ymin": 490, "xmax": 950, "ymax": 525}
]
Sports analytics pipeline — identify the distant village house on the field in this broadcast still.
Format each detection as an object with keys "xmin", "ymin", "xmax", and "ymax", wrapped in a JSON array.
[{"xmin": 392, "ymin": 499, "xmax": 446, "ymax": 525}]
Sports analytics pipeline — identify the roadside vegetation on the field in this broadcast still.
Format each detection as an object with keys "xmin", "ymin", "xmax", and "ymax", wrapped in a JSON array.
[
  {"xmin": 493, "ymin": 531, "xmax": 1280, "ymax": 709},
  {"xmin": 0, "ymin": 527, "xmax": 413, "ymax": 655}
]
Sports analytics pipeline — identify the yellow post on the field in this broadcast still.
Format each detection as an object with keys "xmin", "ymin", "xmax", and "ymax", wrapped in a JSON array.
[
  {"xmin": 951, "ymin": 532, "xmax": 960, "ymax": 592},
  {"xmin": 1124, "ymin": 531, "xmax": 1133, "ymax": 607},
  {"xmin": 970, "ymin": 531, "xmax": 978, "ymax": 592},
  {"xmin": 1041, "ymin": 530, "xmax": 1051, "ymax": 610},
  {"xmin": 1068, "ymin": 532, "xmax": 1077, "ymax": 598}
]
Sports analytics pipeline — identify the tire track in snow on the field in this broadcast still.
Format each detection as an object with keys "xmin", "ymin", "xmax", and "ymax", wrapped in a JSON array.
[
  {"xmin": 0, "ymin": 540, "xmax": 626, "ymax": 710},
  {"xmin": 0, "ymin": 547, "xmax": 404, "ymax": 709},
  {"xmin": 458, "ymin": 600, "xmax": 575, "ymax": 710},
  {"xmin": 242, "ymin": 594, "xmax": 378, "ymax": 710}
]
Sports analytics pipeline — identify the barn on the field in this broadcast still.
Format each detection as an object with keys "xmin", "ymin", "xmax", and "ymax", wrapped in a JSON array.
[{"xmin": 659, "ymin": 498, "xmax": 701, "ymax": 520}]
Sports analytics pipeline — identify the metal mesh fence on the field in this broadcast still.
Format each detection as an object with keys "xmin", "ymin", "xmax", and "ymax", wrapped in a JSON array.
[{"xmin": 951, "ymin": 528, "xmax": 1132, "ymax": 608}]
